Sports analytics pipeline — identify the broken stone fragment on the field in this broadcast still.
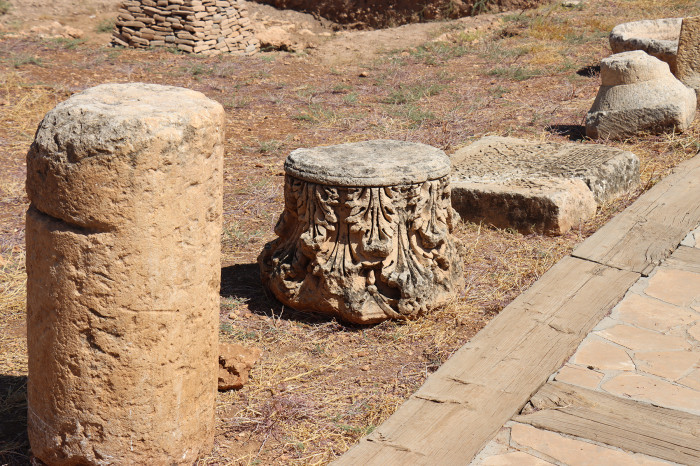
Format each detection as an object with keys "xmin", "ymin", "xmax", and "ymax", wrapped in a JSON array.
[
  {"xmin": 586, "ymin": 51, "xmax": 696, "ymax": 140},
  {"xmin": 219, "ymin": 342, "xmax": 262, "ymax": 390}
]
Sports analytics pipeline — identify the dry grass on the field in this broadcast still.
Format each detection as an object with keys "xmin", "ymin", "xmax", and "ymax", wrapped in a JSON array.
[{"xmin": 2, "ymin": 0, "xmax": 700, "ymax": 463}]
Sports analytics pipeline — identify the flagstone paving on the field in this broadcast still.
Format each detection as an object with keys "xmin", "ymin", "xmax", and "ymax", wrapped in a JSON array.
[{"xmin": 472, "ymin": 223, "xmax": 700, "ymax": 465}]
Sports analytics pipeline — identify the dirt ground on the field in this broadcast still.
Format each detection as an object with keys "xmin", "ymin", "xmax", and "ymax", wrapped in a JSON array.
[{"xmin": 1, "ymin": 0, "xmax": 700, "ymax": 464}]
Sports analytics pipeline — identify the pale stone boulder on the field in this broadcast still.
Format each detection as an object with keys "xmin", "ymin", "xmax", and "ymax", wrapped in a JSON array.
[
  {"xmin": 609, "ymin": 18, "xmax": 681, "ymax": 74},
  {"xmin": 26, "ymin": 83, "xmax": 224, "ymax": 465},
  {"xmin": 450, "ymin": 136, "xmax": 639, "ymax": 235},
  {"xmin": 677, "ymin": 16, "xmax": 700, "ymax": 105},
  {"xmin": 586, "ymin": 51, "xmax": 696, "ymax": 140}
]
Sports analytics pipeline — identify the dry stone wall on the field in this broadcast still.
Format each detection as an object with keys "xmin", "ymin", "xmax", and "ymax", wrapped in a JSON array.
[{"xmin": 112, "ymin": 0, "xmax": 259, "ymax": 56}]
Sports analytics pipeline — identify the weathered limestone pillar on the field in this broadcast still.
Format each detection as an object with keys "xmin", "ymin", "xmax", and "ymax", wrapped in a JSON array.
[
  {"xmin": 677, "ymin": 16, "xmax": 700, "ymax": 105},
  {"xmin": 25, "ymin": 83, "xmax": 224, "ymax": 464},
  {"xmin": 259, "ymin": 140, "xmax": 464, "ymax": 324}
]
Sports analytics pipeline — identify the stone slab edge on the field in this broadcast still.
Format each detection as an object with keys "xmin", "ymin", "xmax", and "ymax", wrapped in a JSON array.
[{"xmin": 333, "ymin": 153, "xmax": 700, "ymax": 465}]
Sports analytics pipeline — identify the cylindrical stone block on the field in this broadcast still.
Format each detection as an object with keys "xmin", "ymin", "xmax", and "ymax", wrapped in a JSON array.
[{"xmin": 25, "ymin": 83, "xmax": 224, "ymax": 464}]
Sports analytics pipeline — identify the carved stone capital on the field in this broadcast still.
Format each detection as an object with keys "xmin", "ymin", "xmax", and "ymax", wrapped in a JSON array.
[{"xmin": 259, "ymin": 140, "xmax": 464, "ymax": 324}]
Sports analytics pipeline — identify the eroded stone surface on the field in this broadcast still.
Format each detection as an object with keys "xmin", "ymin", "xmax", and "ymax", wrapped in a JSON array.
[
  {"xmin": 609, "ymin": 18, "xmax": 681, "ymax": 73},
  {"xmin": 677, "ymin": 16, "xmax": 700, "ymax": 105},
  {"xmin": 26, "ymin": 83, "xmax": 224, "ymax": 465},
  {"xmin": 679, "ymin": 369, "xmax": 700, "ymax": 390},
  {"xmin": 553, "ymin": 364, "xmax": 604, "ymax": 389},
  {"xmin": 645, "ymin": 268, "xmax": 700, "ymax": 307},
  {"xmin": 259, "ymin": 140, "xmax": 464, "ymax": 324},
  {"xmin": 586, "ymin": 51, "xmax": 696, "ymax": 139},
  {"xmin": 218, "ymin": 342, "xmax": 262, "ymax": 391},
  {"xmin": 635, "ymin": 351, "xmax": 700, "ymax": 380},
  {"xmin": 510, "ymin": 423, "xmax": 669, "ymax": 466},
  {"xmin": 450, "ymin": 136, "xmax": 639, "ymax": 234},
  {"xmin": 572, "ymin": 339, "xmax": 635, "ymax": 371},
  {"xmin": 481, "ymin": 451, "xmax": 552, "ymax": 465},
  {"xmin": 613, "ymin": 293, "xmax": 698, "ymax": 332},
  {"xmin": 597, "ymin": 324, "xmax": 691, "ymax": 352},
  {"xmin": 602, "ymin": 373, "xmax": 700, "ymax": 414}
]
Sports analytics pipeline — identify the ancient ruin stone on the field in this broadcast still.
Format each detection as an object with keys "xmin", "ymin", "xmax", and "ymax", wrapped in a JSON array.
[
  {"xmin": 112, "ymin": 0, "xmax": 259, "ymax": 56},
  {"xmin": 450, "ymin": 136, "xmax": 640, "ymax": 235},
  {"xmin": 259, "ymin": 140, "xmax": 464, "ymax": 324},
  {"xmin": 609, "ymin": 18, "xmax": 681, "ymax": 74},
  {"xmin": 219, "ymin": 342, "xmax": 262, "ymax": 391},
  {"xmin": 586, "ymin": 51, "xmax": 696, "ymax": 140},
  {"xmin": 26, "ymin": 83, "xmax": 224, "ymax": 465},
  {"xmin": 677, "ymin": 16, "xmax": 700, "ymax": 105}
]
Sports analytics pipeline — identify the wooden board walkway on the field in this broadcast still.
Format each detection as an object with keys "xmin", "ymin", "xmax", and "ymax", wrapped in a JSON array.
[
  {"xmin": 513, "ymin": 381, "xmax": 700, "ymax": 465},
  {"xmin": 334, "ymin": 152, "xmax": 700, "ymax": 465},
  {"xmin": 573, "ymin": 154, "xmax": 700, "ymax": 275}
]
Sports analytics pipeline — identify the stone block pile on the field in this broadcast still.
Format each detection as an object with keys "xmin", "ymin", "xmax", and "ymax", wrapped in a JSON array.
[{"xmin": 112, "ymin": 0, "xmax": 260, "ymax": 56}]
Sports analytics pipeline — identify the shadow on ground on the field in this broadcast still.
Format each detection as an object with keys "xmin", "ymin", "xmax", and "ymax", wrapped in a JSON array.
[
  {"xmin": 0, "ymin": 374, "xmax": 29, "ymax": 465},
  {"xmin": 577, "ymin": 64, "xmax": 601, "ymax": 77},
  {"xmin": 546, "ymin": 124, "xmax": 587, "ymax": 141},
  {"xmin": 221, "ymin": 263, "xmax": 352, "ymax": 327}
]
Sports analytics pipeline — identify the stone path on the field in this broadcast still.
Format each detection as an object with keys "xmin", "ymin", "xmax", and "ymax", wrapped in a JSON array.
[
  {"xmin": 471, "ymin": 224, "xmax": 700, "ymax": 465},
  {"xmin": 334, "ymin": 153, "xmax": 700, "ymax": 466}
]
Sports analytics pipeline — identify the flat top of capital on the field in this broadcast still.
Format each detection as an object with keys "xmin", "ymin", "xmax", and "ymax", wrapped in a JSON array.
[{"xmin": 285, "ymin": 140, "xmax": 451, "ymax": 187}]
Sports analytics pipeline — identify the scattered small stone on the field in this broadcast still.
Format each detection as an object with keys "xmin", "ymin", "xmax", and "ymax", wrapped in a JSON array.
[
  {"xmin": 562, "ymin": 0, "xmax": 582, "ymax": 6},
  {"xmin": 586, "ymin": 51, "xmax": 696, "ymax": 139},
  {"xmin": 219, "ymin": 342, "xmax": 262, "ymax": 391},
  {"xmin": 359, "ymin": 71, "xmax": 369, "ymax": 77}
]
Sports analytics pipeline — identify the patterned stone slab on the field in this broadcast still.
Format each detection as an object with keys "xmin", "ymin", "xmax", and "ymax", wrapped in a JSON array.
[{"xmin": 450, "ymin": 136, "xmax": 640, "ymax": 235}]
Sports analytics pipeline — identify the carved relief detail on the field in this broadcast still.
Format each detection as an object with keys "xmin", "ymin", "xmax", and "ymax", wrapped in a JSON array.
[{"xmin": 259, "ymin": 175, "xmax": 464, "ymax": 324}]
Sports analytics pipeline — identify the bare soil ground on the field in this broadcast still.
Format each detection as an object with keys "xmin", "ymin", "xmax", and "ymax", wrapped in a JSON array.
[{"xmin": 1, "ymin": 0, "xmax": 700, "ymax": 464}]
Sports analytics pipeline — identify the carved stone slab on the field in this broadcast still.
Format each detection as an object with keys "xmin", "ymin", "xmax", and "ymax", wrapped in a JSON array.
[
  {"xmin": 450, "ymin": 136, "xmax": 640, "ymax": 235},
  {"xmin": 259, "ymin": 140, "xmax": 464, "ymax": 324}
]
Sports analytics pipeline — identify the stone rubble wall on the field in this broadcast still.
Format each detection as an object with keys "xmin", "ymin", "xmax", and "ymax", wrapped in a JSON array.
[{"xmin": 112, "ymin": 0, "xmax": 260, "ymax": 56}]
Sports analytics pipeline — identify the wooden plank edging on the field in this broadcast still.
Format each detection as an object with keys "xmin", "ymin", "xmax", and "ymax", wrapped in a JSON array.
[
  {"xmin": 572, "ymin": 152, "xmax": 700, "ymax": 275},
  {"xmin": 514, "ymin": 381, "xmax": 700, "ymax": 465}
]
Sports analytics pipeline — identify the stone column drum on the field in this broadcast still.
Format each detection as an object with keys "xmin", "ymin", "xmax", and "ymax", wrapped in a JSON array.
[
  {"xmin": 259, "ymin": 140, "xmax": 464, "ymax": 324},
  {"xmin": 25, "ymin": 83, "xmax": 224, "ymax": 464}
]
